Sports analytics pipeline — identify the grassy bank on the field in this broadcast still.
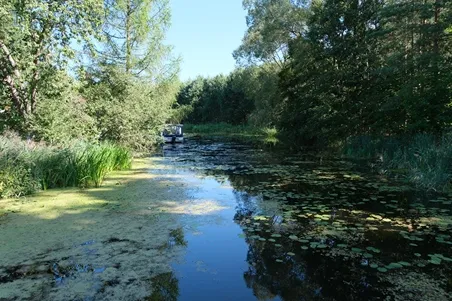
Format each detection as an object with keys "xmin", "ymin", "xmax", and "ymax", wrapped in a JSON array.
[
  {"xmin": 184, "ymin": 123, "xmax": 279, "ymax": 145},
  {"xmin": 0, "ymin": 134, "xmax": 132, "ymax": 198},
  {"xmin": 343, "ymin": 134, "xmax": 452, "ymax": 192}
]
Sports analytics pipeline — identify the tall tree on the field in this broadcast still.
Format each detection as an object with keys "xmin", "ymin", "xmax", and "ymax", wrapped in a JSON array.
[
  {"xmin": 0, "ymin": 0, "xmax": 102, "ymax": 124},
  {"xmin": 99, "ymin": 0, "xmax": 177, "ymax": 79},
  {"xmin": 233, "ymin": 0, "xmax": 310, "ymax": 67}
]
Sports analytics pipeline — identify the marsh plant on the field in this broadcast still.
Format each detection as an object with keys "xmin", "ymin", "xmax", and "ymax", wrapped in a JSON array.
[
  {"xmin": 0, "ymin": 134, "xmax": 132, "ymax": 198},
  {"xmin": 343, "ymin": 134, "xmax": 452, "ymax": 191}
]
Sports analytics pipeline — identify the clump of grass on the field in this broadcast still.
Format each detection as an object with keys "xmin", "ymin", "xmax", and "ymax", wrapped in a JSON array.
[
  {"xmin": 0, "ymin": 134, "xmax": 132, "ymax": 198},
  {"xmin": 343, "ymin": 133, "xmax": 452, "ymax": 191}
]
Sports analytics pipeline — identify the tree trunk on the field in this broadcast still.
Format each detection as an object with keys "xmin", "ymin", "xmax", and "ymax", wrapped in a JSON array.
[
  {"xmin": 125, "ymin": 0, "xmax": 132, "ymax": 73},
  {"xmin": 0, "ymin": 39, "xmax": 27, "ymax": 118}
]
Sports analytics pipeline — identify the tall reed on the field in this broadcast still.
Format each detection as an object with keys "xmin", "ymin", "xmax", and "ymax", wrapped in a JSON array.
[{"xmin": 0, "ymin": 135, "xmax": 132, "ymax": 198}]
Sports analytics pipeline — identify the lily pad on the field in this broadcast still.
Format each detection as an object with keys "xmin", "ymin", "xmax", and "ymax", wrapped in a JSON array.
[{"xmin": 377, "ymin": 267, "xmax": 388, "ymax": 273}]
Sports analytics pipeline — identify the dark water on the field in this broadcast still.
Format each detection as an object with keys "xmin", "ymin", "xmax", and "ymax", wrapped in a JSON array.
[{"xmin": 155, "ymin": 138, "xmax": 452, "ymax": 301}]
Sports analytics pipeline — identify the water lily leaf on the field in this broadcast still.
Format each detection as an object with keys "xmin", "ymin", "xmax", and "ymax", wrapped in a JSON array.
[
  {"xmin": 352, "ymin": 248, "xmax": 363, "ymax": 253},
  {"xmin": 399, "ymin": 261, "xmax": 411, "ymax": 266},
  {"xmin": 414, "ymin": 253, "xmax": 421, "ymax": 257},
  {"xmin": 287, "ymin": 252, "xmax": 295, "ymax": 256},
  {"xmin": 289, "ymin": 235, "xmax": 299, "ymax": 240},
  {"xmin": 276, "ymin": 259, "xmax": 283, "ymax": 263},
  {"xmin": 271, "ymin": 234, "xmax": 282, "ymax": 238},
  {"xmin": 370, "ymin": 264, "xmax": 378, "ymax": 269},
  {"xmin": 337, "ymin": 244, "xmax": 348, "ymax": 248},
  {"xmin": 429, "ymin": 258, "xmax": 441, "ymax": 265},
  {"xmin": 363, "ymin": 253, "xmax": 373, "ymax": 258},
  {"xmin": 377, "ymin": 267, "xmax": 387, "ymax": 273},
  {"xmin": 386, "ymin": 263, "xmax": 403, "ymax": 269},
  {"xmin": 317, "ymin": 244, "xmax": 327, "ymax": 249},
  {"xmin": 301, "ymin": 246, "xmax": 308, "ymax": 250}
]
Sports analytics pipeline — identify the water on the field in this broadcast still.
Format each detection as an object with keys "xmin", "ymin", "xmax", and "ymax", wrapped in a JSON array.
[{"xmin": 155, "ymin": 138, "xmax": 452, "ymax": 301}]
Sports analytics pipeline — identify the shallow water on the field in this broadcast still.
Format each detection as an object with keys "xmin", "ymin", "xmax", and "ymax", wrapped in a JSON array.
[{"xmin": 156, "ymin": 138, "xmax": 452, "ymax": 301}]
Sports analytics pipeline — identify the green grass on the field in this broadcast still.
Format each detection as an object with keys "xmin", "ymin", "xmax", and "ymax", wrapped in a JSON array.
[
  {"xmin": 184, "ymin": 123, "xmax": 279, "ymax": 144},
  {"xmin": 0, "ymin": 135, "xmax": 132, "ymax": 198},
  {"xmin": 342, "ymin": 133, "xmax": 452, "ymax": 191}
]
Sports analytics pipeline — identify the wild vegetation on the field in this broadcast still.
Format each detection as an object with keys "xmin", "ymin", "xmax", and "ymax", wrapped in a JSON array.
[
  {"xmin": 0, "ymin": 133, "xmax": 131, "ymax": 198},
  {"xmin": 176, "ymin": 0, "xmax": 452, "ymax": 190},
  {"xmin": 0, "ymin": 0, "xmax": 179, "ymax": 149},
  {"xmin": 0, "ymin": 0, "xmax": 181, "ymax": 197}
]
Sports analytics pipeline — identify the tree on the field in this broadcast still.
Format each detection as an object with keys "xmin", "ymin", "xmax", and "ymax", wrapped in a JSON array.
[
  {"xmin": 99, "ymin": 0, "xmax": 178, "ymax": 79},
  {"xmin": 233, "ymin": 0, "xmax": 310, "ymax": 67},
  {"xmin": 0, "ymin": 0, "xmax": 102, "ymax": 126}
]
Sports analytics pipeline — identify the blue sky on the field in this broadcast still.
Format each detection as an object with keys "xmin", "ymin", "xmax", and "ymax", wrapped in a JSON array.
[{"xmin": 166, "ymin": 0, "xmax": 247, "ymax": 81}]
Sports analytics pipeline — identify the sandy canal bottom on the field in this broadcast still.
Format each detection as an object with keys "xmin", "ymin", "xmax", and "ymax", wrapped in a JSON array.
[{"xmin": 0, "ymin": 158, "xmax": 230, "ymax": 301}]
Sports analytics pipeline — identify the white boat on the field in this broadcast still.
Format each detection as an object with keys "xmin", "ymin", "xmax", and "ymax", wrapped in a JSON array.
[{"xmin": 162, "ymin": 124, "xmax": 184, "ymax": 143}]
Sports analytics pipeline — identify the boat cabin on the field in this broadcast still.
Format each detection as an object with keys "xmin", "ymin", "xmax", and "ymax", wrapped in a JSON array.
[{"xmin": 162, "ymin": 124, "xmax": 184, "ymax": 143}]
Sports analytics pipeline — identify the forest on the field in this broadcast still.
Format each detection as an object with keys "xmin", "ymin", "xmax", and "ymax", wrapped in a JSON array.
[{"xmin": 180, "ymin": 0, "xmax": 452, "ymax": 144}]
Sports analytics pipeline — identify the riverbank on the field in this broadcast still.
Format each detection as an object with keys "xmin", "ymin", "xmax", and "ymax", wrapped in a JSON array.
[
  {"xmin": 184, "ymin": 123, "xmax": 279, "ymax": 145},
  {"xmin": 343, "ymin": 134, "xmax": 452, "ymax": 192},
  {"xmin": 0, "ymin": 157, "xmax": 222, "ymax": 301},
  {"xmin": 185, "ymin": 124, "xmax": 452, "ymax": 192}
]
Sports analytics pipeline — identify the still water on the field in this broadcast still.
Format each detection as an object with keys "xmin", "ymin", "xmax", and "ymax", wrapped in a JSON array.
[{"xmin": 154, "ymin": 138, "xmax": 452, "ymax": 301}]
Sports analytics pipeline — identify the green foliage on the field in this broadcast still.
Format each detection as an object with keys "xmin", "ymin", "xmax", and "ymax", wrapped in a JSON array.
[
  {"xmin": 0, "ymin": 0, "xmax": 103, "ymax": 124},
  {"xmin": 30, "ymin": 71, "xmax": 97, "ymax": 145},
  {"xmin": 0, "ymin": 133, "xmax": 132, "ymax": 198},
  {"xmin": 234, "ymin": 0, "xmax": 309, "ymax": 66},
  {"xmin": 275, "ymin": 0, "xmax": 452, "ymax": 145},
  {"xmin": 343, "ymin": 133, "xmax": 452, "ymax": 191},
  {"xmin": 0, "ymin": 0, "xmax": 179, "ymax": 150},
  {"xmin": 81, "ymin": 65, "xmax": 178, "ymax": 149},
  {"xmin": 100, "ymin": 0, "xmax": 178, "ymax": 77}
]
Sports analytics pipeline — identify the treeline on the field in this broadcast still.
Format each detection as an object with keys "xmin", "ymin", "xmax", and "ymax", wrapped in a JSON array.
[
  {"xmin": 0, "ymin": 0, "xmax": 179, "ymax": 149},
  {"xmin": 178, "ymin": 0, "xmax": 452, "ymax": 146},
  {"xmin": 176, "ymin": 65, "xmax": 281, "ymax": 126}
]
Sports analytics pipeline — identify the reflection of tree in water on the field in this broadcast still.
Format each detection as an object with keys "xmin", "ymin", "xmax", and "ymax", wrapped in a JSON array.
[
  {"xmin": 243, "ymin": 241, "xmax": 325, "ymax": 301},
  {"xmin": 146, "ymin": 272, "xmax": 179, "ymax": 301},
  {"xmin": 233, "ymin": 192, "xmax": 376, "ymax": 301}
]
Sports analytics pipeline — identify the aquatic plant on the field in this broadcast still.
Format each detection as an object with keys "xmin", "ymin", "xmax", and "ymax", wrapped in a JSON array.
[
  {"xmin": 343, "ymin": 133, "xmax": 452, "ymax": 192},
  {"xmin": 0, "ymin": 136, "xmax": 132, "ymax": 197}
]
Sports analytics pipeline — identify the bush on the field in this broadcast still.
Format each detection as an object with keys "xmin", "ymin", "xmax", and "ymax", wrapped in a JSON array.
[{"xmin": 0, "ymin": 135, "xmax": 132, "ymax": 198}]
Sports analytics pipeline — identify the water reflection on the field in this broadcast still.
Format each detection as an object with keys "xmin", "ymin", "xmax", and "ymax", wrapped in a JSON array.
[
  {"xmin": 146, "ymin": 272, "xmax": 179, "ymax": 301},
  {"xmin": 161, "ymin": 139, "xmax": 452, "ymax": 300}
]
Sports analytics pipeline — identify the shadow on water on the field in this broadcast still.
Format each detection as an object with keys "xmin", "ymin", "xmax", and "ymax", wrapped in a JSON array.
[{"xmin": 159, "ymin": 138, "xmax": 452, "ymax": 301}]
